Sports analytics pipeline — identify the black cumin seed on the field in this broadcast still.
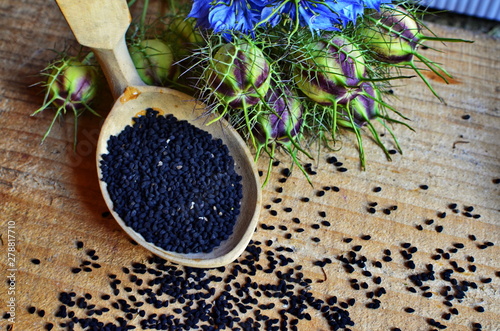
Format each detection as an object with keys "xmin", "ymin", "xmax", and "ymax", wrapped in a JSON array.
[
  {"xmin": 404, "ymin": 307, "xmax": 415, "ymax": 313},
  {"xmin": 301, "ymin": 197, "xmax": 310, "ymax": 202},
  {"xmin": 316, "ymin": 190, "xmax": 325, "ymax": 197},
  {"xmin": 326, "ymin": 156, "xmax": 338, "ymax": 164},
  {"xmin": 31, "ymin": 258, "xmax": 40, "ymax": 265},
  {"xmin": 361, "ymin": 235, "xmax": 371, "ymax": 240},
  {"xmin": 475, "ymin": 306, "xmax": 484, "ymax": 312},
  {"xmin": 367, "ymin": 207, "xmax": 376, "ymax": 214},
  {"xmin": 76, "ymin": 241, "xmax": 84, "ymax": 249},
  {"xmin": 28, "ymin": 306, "xmax": 36, "ymax": 314},
  {"xmin": 373, "ymin": 187, "xmax": 382, "ymax": 192},
  {"xmin": 436, "ymin": 225, "xmax": 444, "ymax": 233},
  {"xmin": 419, "ymin": 185, "xmax": 429, "ymax": 190},
  {"xmin": 100, "ymin": 109, "xmax": 242, "ymax": 254},
  {"xmin": 405, "ymin": 261, "xmax": 416, "ymax": 269}
]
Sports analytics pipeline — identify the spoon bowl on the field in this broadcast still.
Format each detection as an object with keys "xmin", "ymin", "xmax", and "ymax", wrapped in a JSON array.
[{"xmin": 56, "ymin": 0, "xmax": 261, "ymax": 268}]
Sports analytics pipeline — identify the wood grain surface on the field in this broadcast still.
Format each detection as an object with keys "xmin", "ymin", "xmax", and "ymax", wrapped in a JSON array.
[{"xmin": 0, "ymin": 1, "xmax": 499, "ymax": 330}]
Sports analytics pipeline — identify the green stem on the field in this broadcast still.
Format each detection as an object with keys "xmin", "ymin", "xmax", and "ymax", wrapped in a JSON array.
[
  {"xmin": 408, "ymin": 61, "xmax": 445, "ymax": 103},
  {"xmin": 140, "ymin": 0, "xmax": 150, "ymax": 37}
]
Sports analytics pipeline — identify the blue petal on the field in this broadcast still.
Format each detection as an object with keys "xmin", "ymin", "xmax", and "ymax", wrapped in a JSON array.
[
  {"xmin": 361, "ymin": 0, "xmax": 392, "ymax": 10},
  {"xmin": 187, "ymin": 0, "xmax": 212, "ymax": 29}
]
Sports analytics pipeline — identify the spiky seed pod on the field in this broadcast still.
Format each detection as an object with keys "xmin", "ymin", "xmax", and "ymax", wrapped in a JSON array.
[
  {"xmin": 294, "ymin": 36, "xmax": 366, "ymax": 106},
  {"xmin": 129, "ymin": 39, "xmax": 178, "ymax": 86},
  {"xmin": 358, "ymin": 7, "xmax": 420, "ymax": 64},
  {"xmin": 255, "ymin": 86, "xmax": 303, "ymax": 144},
  {"xmin": 32, "ymin": 56, "xmax": 100, "ymax": 146},
  {"xmin": 47, "ymin": 58, "xmax": 98, "ymax": 111},
  {"xmin": 337, "ymin": 82, "xmax": 381, "ymax": 127},
  {"xmin": 207, "ymin": 41, "xmax": 271, "ymax": 109}
]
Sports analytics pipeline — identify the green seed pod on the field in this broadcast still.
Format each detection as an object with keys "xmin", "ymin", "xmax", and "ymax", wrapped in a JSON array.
[
  {"xmin": 168, "ymin": 17, "xmax": 205, "ymax": 57},
  {"xmin": 47, "ymin": 58, "xmax": 98, "ymax": 111},
  {"xmin": 358, "ymin": 7, "xmax": 420, "ymax": 64},
  {"xmin": 255, "ymin": 86, "xmax": 303, "ymax": 143},
  {"xmin": 207, "ymin": 41, "xmax": 271, "ymax": 109},
  {"xmin": 32, "ymin": 56, "xmax": 100, "ymax": 146},
  {"xmin": 129, "ymin": 39, "xmax": 178, "ymax": 86},
  {"xmin": 294, "ymin": 36, "xmax": 366, "ymax": 106},
  {"xmin": 337, "ymin": 82, "xmax": 380, "ymax": 128}
]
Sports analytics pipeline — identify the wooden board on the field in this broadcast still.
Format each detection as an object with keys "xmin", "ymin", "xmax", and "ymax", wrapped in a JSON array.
[{"xmin": 1, "ymin": 1, "xmax": 499, "ymax": 330}]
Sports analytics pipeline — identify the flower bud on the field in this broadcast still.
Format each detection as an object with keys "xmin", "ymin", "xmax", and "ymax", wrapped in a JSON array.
[
  {"xmin": 207, "ymin": 41, "xmax": 271, "ymax": 109},
  {"xmin": 294, "ymin": 36, "xmax": 366, "ymax": 106},
  {"xmin": 255, "ymin": 86, "xmax": 303, "ymax": 143},
  {"xmin": 129, "ymin": 39, "xmax": 178, "ymax": 86},
  {"xmin": 359, "ymin": 7, "xmax": 420, "ymax": 64},
  {"xmin": 48, "ymin": 58, "xmax": 98, "ymax": 110}
]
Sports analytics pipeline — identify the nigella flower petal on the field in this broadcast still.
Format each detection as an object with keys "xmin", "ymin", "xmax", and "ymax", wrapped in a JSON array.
[
  {"xmin": 187, "ymin": 0, "xmax": 212, "ymax": 29},
  {"xmin": 361, "ymin": 0, "xmax": 393, "ymax": 10},
  {"xmin": 207, "ymin": 0, "xmax": 264, "ymax": 39}
]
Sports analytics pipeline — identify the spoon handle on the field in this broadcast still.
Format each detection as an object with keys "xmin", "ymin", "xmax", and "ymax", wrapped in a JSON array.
[{"xmin": 55, "ymin": 0, "xmax": 144, "ymax": 99}]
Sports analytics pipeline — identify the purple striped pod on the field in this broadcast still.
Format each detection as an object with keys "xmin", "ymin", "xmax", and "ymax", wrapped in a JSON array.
[
  {"xmin": 48, "ymin": 58, "xmax": 98, "ymax": 111},
  {"xmin": 254, "ymin": 86, "xmax": 303, "ymax": 143},
  {"xmin": 293, "ymin": 36, "xmax": 366, "ymax": 106},
  {"xmin": 207, "ymin": 41, "xmax": 271, "ymax": 109},
  {"xmin": 337, "ymin": 82, "xmax": 380, "ymax": 128},
  {"xmin": 358, "ymin": 7, "xmax": 420, "ymax": 64}
]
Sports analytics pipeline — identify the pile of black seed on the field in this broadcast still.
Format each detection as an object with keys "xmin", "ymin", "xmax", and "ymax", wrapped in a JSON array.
[
  {"xmin": 99, "ymin": 108, "xmax": 243, "ymax": 254},
  {"xmin": 10, "ymin": 155, "xmax": 499, "ymax": 331}
]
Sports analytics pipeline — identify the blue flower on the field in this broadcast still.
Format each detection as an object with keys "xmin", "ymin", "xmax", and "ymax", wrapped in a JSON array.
[
  {"xmin": 188, "ymin": 0, "xmax": 393, "ymax": 38},
  {"xmin": 188, "ymin": 0, "xmax": 265, "ymax": 39},
  {"xmin": 260, "ymin": 0, "xmax": 364, "ymax": 33}
]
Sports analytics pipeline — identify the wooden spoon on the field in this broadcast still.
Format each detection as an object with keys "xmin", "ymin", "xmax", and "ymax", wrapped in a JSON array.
[{"xmin": 55, "ymin": 0, "xmax": 261, "ymax": 268}]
